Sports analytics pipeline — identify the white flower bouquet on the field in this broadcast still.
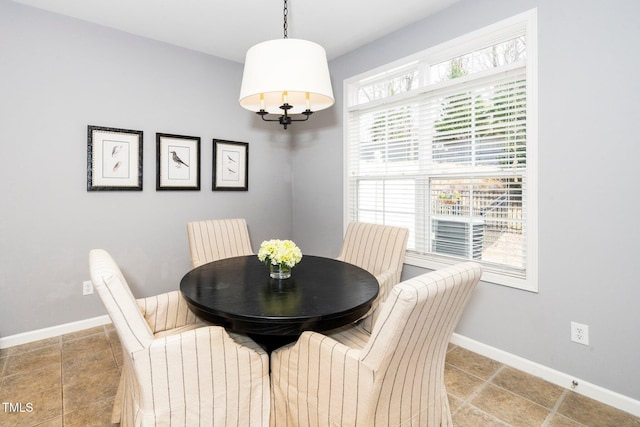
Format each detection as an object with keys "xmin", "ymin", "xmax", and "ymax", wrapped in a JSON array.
[{"xmin": 258, "ymin": 239, "xmax": 302, "ymax": 268}]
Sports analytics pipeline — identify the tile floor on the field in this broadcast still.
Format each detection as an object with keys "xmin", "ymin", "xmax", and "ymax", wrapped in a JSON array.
[{"xmin": 0, "ymin": 325, "xmax": 639, "ymax": 426}]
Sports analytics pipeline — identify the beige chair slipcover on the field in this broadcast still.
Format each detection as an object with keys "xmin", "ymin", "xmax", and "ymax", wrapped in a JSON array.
[
  {"xmin": 337, "ymin": 221, "xmax": 409, "ymax": 331},
  {"xmin": 270, "ymin": 262, "xmax": 482, "ymax": 427},
  {"xmin": 187, "ymin": 218, "xmax": 254, "ymax": 268},
  {"xmin": 90, "ymin": 249, "xmax": 270, "ymax": 426}
]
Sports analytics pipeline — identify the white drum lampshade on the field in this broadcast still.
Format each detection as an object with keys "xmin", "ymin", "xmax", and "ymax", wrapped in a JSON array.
[{"xmin": 239, "ymin": 38, "xmax": 334, "ymax": 115}]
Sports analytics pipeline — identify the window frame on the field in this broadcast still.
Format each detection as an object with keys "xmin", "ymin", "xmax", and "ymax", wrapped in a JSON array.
[{"xmin": 343, "ymin": 9, "xmax": 538, "ymax": 292}]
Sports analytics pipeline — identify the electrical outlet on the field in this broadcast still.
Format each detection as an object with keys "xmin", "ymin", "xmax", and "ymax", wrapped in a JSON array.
[
  {"xmin": 571, "ymin": 321, "xmax": 589, "ymax": 345},
  {"xmin": 82, "ymin": 280, "xmax": 94, "ymax": 296}
]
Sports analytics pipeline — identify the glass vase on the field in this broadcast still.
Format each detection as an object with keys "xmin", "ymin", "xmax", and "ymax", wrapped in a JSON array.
[{"xmin": 270, "ymin": 264, "xmax": 291, "ymax": 280}]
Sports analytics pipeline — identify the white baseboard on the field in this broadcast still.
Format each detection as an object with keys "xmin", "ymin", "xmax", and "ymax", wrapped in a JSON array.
[
  {"xmin": 450, "ymin": 333, "xmax": 640, "ymax": 418},
  {"xmin": 0, "ymin": 315, "xmax": 111, "ymax": 349}
]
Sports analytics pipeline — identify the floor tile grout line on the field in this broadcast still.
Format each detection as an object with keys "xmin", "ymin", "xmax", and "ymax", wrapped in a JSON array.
[
  {"xmin": 540, "ymin": 388, "xmax": 568, "ymax": 427},
  {"xmin": 486, "ymin": 377, "xmax": 566, "ymax": 425},
  {"xmin": 450, "ymin": 363, "xmax": 515, "ymax": 426},
  {"xmin": 541, "ymin": 389, "xmax": 589, "ymax": 427},
  {"xmin": 451, "ymin": 362, "xmax": 566, "ymax": 426},
  {"xmin": 60, "ymin": 327, "xmax": 119, "ymax": 422},
  {"xmin": 451, "ymin": 360, "xmax": 598, "ymax": 427},
  {"xmin": 450, "ymin": 363, "xmax": 506, "ymax": 418},
  {"xmin": 477, "ymin": 359, "xmax": 592, "ymax": 427},
  {"xmin": 60, "ymin": 333, "xmax": 66, "ymax": 426},
  {"xmin": 105, "ymin": 325, "xmax": 123, "ymax": 369},
  {"xmin": 457, "ymin": 401, "xmax": 513, "ymax": 427},
  {"xmin": 446, "ymin": 348, "xmax": 584, "ymax": 420},
  {"xmin": 0, "ymin": 354, "xmax": 6, "ymax": 377},
  {"xmin": 486, "ymin": 366, "xmax": 565, "ymax": 411},
  {"xmin": 62, "ymin": 328, "xmax": 106, "ymax": 344}
]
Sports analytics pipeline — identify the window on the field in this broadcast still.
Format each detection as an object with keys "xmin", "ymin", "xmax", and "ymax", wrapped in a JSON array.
[{"xmin": 344, "ymin": 10, "xmax": 538, "ymax": 291}]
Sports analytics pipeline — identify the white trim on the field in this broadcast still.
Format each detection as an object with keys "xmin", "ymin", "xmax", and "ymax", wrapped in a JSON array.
[
  {"xmin": 405, "ymin": 253, "xmax": 537, "ymax": 292},
  {"xmin": 0, "ymin": 315, "xmax": 111, "ymax": 349},
  {"xmin": 343, "ymin": 9, "xmax": 539, "ymax": 292},
  {"xmin": 344, "ymin": 9, "xmax": 536, "ymax": 102},
  {"xmin": 524, "ymin": 8, "xmax": 539, "ymax": 294},
  {"xmin": 451, "ymin": 333, "xmax": 640, "ymax": 418}
]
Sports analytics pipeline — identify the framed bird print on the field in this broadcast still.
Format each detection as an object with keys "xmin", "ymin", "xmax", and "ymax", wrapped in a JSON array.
[
  {"xmin": 87, "ymin": 125, "xmax": 143, "ymax": 191},
  {"xmin": 156, "ymin": 133, "xmax": 201, "ymax": 191},
  {"xmin": 213, "ymin": 139, "xmax": 248, "ymax": 191}
]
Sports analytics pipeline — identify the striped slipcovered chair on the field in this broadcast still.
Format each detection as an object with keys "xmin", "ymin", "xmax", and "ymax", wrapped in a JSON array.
[
  {"xmin": 186, "ymin": 218, "xmax": 254, "ymax": 268},
  {"xmin": 90, "ymin": 249, "xmax": 270, "ymax": 426},
  {"xmin": 337, "ymin": 221, "xmax": 409, "ymax": 331},
  {"xmin": 270, "ymin": 262, "xmax": 482, "ymax": 427}
]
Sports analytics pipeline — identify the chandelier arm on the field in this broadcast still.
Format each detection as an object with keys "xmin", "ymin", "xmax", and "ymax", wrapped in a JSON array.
[
  {"xmin": 256, "ymin": 113, "xmax": 282, "ymax": 122},
  {"xmin": 256, "ymin": 108, "xmax": 313, "ymax": 130},
  {"xmin": 257, "ymin": 114, "xmax": 311, "ymax": 121},
  {"xmin": 290, "ymin": 111, "xmax": 313, "ymax": 121}
]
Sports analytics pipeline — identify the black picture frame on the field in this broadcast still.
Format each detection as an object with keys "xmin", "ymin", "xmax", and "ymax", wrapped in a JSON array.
[
  {"xmin": 87, "ymin": 125, "xmax": 143, "ymax": 191},
  {"xmin": 213, "ymin": 139, "xmax": 249, "ymax": 191},
  {"xmin": 156, "ymin": 133, "xmax": 201, "ymax": 191}
]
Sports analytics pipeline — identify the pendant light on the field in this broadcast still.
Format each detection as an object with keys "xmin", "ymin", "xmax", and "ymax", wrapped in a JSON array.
[{"xmin": 238, "ymin": 0, "xmax": 334, "ymax": 129}]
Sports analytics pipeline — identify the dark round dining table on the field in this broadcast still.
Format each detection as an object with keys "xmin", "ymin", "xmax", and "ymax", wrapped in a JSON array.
[{"xmin": 180, "ymin": 255, "xmax": 378, "ymax": 350}]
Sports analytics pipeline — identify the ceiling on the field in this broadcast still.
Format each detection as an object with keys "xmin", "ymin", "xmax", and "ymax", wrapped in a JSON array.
[{"xmin": 11, "ymin": 0, "xmax": 460, "ymax": 62}]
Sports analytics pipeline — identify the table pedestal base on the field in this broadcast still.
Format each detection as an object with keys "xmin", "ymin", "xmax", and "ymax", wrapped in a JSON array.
[{"xmin": 249, "ymin": 334, "xmax": 298, "ymax": 353}]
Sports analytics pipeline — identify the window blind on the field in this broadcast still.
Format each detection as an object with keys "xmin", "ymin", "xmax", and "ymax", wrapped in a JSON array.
[{"xmin": 346, "ymin": 36, "xmax": 532, "ymax": 287}]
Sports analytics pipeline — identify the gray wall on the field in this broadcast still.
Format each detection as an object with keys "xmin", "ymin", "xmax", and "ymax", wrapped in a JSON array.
[
  {"xmin": 0, "ymin": 1, "xmax": 297, "ymax": 336},
  {"xmin": 3, "ymin": 0, "xmax": 640, "ymax": 403},
  {"xmin": 293, "ymin": 0, "xmax": 640, "ymax": 400}
]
